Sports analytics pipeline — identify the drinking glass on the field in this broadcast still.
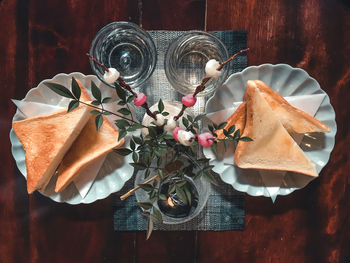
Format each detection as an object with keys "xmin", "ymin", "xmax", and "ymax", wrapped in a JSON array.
[
  {"xmin": 165, "ymin": 31, "xmax": 229, "ymax": 96},
  {"xmin": 89, "ymin": 21, "xmax": 157, "ymax": 88}
]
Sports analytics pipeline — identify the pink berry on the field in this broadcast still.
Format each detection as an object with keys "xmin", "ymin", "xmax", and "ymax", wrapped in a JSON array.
[
  {"xmin": 182, "ymin": 94, "xmax": 197, "ymax": 107},
  {"xmin": 198, "ymin": 132, "xmax": 214, "ymax": 147},
  {"xmin": 172, "ymin": 127, "xmax": 182, "ymax": 141},
  {"xmin": 133, "ymin": 93, "xmax": 147, "ymax": 107}
]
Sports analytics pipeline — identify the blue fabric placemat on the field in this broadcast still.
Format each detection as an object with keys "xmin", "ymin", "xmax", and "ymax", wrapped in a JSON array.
[{"xmin": 113, "ymin": 30, "xmax": 247, "ymax": 231}]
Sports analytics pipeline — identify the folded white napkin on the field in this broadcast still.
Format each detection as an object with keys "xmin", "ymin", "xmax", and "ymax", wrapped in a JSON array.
[
  {"xmin": 206, "ymin": 94, "xmax": 326, "ymax": 202},
  {"xmin": 12, "ymin": 99, "xmax": 103, "ymax": 198}
]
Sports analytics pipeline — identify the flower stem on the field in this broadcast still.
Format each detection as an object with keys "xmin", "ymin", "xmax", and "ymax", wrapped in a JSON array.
[
  {"xmin": 86, "ymin": 53, "xmax": 110, "ymax": 72},
  {"xmin": 174, "ymin": 48, "xmax": 249, "ymax": 121},
  {"xmin": 78, "ymin": 100, "xmax": 146, "ymax": 127}
]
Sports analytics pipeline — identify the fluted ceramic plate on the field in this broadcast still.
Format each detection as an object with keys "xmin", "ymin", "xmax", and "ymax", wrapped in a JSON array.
[
  {"xmin": 203, "ymin": 64, "xmax": 337, "ymax": 197},
  {"xmin": 10, "ymin": 72, "xmax": 135, "ymax": 204}
]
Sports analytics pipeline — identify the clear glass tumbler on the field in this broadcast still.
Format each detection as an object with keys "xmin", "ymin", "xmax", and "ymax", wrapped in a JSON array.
[
  {"xmin": 165, "ymin": 31, "xmax": 229, "ymax": 96},
  {"xmin": 89, "ymin": 21, "xmax": 157, "ymax": 88}
]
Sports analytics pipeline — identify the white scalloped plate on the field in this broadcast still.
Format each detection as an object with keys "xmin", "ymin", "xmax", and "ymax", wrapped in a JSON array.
[
  {"xmin": 203, "ymin": 64, "xmax": 337, "ymax": 197},
  {"xmin": 10, "ymin": 72, "xmax": 135, "ymax": 204}
]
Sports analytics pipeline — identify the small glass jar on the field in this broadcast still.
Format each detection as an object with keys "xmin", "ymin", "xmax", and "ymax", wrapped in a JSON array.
[
  {"xmin": 89, "ymin": 21, "xmax": 157, "ymax": 88},
  {"xmin": 164, "ymin": 31, "xmax": 229, "ymax": 97}
]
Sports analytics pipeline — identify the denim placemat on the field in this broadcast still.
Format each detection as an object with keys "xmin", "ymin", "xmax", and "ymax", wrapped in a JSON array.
[{"xmin": 113, "ymin": 30, "xmax": 247, "ymax": 231}]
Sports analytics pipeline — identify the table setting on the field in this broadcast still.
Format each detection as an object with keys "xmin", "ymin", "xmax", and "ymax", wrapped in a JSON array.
[{"xmin": 2, "ymin": 1, "xmax": 349, "ymax": 262}]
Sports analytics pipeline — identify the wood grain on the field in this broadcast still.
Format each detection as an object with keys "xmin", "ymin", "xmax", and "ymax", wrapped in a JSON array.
[
  {"xmin": 205, "ymin": 0, "xmax": 350, "ymax": 262},
  {"xmin": 1, "ymin": 0, "xmax": 350, "ymax": 262}
]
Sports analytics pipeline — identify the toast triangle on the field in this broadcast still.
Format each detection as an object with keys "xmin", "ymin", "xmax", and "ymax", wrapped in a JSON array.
[
  {"xmin": 252, "ymin": 80, "xmax": 329, "ymax": 133},
  {"xmin": 234, "ymin": 84, "xmax": 318, "ymax": 177},
  {"xmin": 55, "ymin": 80, "xmax": 124, "ymax": 192},
  {"xmin": 12, "ymin": 104, "xmax": 91, "ymax": 194},
  {"xmin": 217, "ymin": 80, "xmax": 329, "ymax": 138}
]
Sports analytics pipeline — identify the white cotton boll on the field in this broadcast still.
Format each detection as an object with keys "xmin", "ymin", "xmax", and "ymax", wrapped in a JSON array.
[
  {"xmin": 155, "ymin": 114, "xmax": 165, "ymax": 126},
  {"xmin": 177, "ymin": 130, "xmax": 195, "ymax": 146},
  {"xmin": 205, "ymin": 59, "xmax": 222, "ymax": 79},
  {"xmin": 166, "ymin": 118, "xmax": 177, "ymax": 130},
  {"xmin": 103, "ymin": 68, "xmax": 120, "ymax": 84}
]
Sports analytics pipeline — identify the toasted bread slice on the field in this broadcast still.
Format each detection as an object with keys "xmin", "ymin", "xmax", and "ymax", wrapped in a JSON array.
[
  {"xmin": 217, "ymin": 80, "xmax": 329, "ymax": 137},
  {"xmin": 55, "ymin": 80, "xmax": 124, "ymax": 192},
  {"xmin": 12, "ymin": 104, "xmax": 91, "ymax": 194},
  {"xmin": 234, "ymin": 84, "xmax": 318, "ymax": 177},
  {"xmin": 250, "ymin": 80, "xmax": 330, "ymax": 133},
  {"xmin": 216, "ymin": 101, "xmax": 246, "ymax": 140}
]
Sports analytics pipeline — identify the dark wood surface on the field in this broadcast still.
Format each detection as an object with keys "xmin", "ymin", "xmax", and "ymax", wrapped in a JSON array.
[{"xmin": 1, "ymin": 0, "xmax": 349, "ymax": 262}]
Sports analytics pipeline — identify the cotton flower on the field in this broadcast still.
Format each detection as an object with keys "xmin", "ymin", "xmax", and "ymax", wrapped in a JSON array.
[
  {"xmin": 103, "ymin": 68, "xmax": 120, "ymax": 84},
  {"xmin": 205, "ymin": 59, "xmax": 222, "ymax": 79},
  {"xmin": 155, "ymin": 114, "xmax": 165, "ymax": 126},
  {"xmin": 134, "ymin": 93, "xmax": 147, "ymax": 107},
  {"xmin": 182, "ymin": 94, "xmax": 197, "ymax": 107},
  {"xmin": 172, "ymin": 127, "xmax": 182, "ymax": 142},
  {"xmin": 177, "ymin": 130, "xmax": 195, "ymax": 146},
  {"xmin": 198, "ymin": 132, "xmax": 214, "ymax": 147},
  {"xmin": 164, "ymin": 117, "xmax": 177, "ymax": 133}
]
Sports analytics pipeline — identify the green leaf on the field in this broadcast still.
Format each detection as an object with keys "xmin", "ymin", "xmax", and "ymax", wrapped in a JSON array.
[
  {"xmin": 227, "ymin": 125, "xmax": 236, "ymax": 135},
  {"xmin": 151, "ymin": 206, "xmax": 163, "ymax": 223},
  {"xmin": 114, "ymin": 83, "xmax": 127, "ymax": 102},
  {"xmin": 208, "ymin": 124, "xmax": 214, "ymax": 133},
  {"xmin": 163, "ymin": 134, "xmax": 174, "ymax": 140},
  {"xmin": 184, "ymin": 184, "xmax": 192, "ymax": 206},
  {"xmin": 132, "ymin": 136, "xmax": 142, "ymax": 145},
  {"xmin": 71, "ymin": 77, "xmax": 81, "ymax": 100},
  {"xmin": 182, "ymin": 117, "xmax": 189, "ymax": 128},
  {"xmin": 218, "ymin": 122, "xmax": 227, "ymax": 130},
  {"xmin": 146, "ymin": 217, "xmax": 153, "ymax": 240},
  {"xmin": 90, "ymin": 109, "xmax": 101, "ymax": 115},
  {"xmin": 187, "ymin": 115, "xmax": 193, "ymax": 123},
  {"xmin": 118, "ymin": 108, "xmax": 131, "ymax": 115},
  {"xmin": 233, "ymin": 139, "xmax": 238, "ymax": 148},
  {"xmin": 139, "ymin": 183, "xmax": 153, "ymax": 192},
  {"xmin": 157, "ymin": 156, "xmax": 162, "ymax": 167},
  {"xmin": 95, "ymin": 114, "xmax": 103, "ymax": 130},
  {"xmin": 118, "ymin": 129, "xmax": 127, "ymax": 141},
  {"xmin": 233, "ymin": 128, "xmax": 240, "ymax": 139},
  {"xmin": 194, "ymin": 114, "xmax": 206, "ymax": 122},
  {"xmin": 127, "ymin": 95, "xmax": 135, "ymax": 103},
  {"xmin": 102, "ymin": 111, "xmax": 112, "ymax": 115},
  {"xmin": 145, "ymin": 168, "xmax": 151, "ymax": 178},
  {"xmin": 175, "ymin": 186, "xmax": 187, "ymax": 205},
  {"xmin": 158, "ymin": 194, "xmax": 167, "ymax": 200},
  {"xmin": 44, "ymin": 82, "xmax": 74, "ymax": 99},
  {"xmin": 131, "ymin": 162, "xmax": 147, "ymax": 170},
  {"xmin": 132, "ymin": 151, "xmax": 138, "ymax": 163},
  {"xmin": 118, "ymin": 101, "xmax": 126, "ymax": 106},
  {"xmin": 148, "ymin": 126, "xmax": 157, "ymax": 138},
  {"xmin": 114, "ymin": 148, "xmax": 132, "ymax": 156},
  {"xmin": 158, "ymin": 99, "xmax": 164, "ymax": 113},
  {"xmin": 102, "ymin": 97, "xmax": 112, "ymax": 104},
  {"xmin": 130, "ymin": 139, "xmax": 135, "ymax": 151},
  {"xmin": 158, "ymin": 169, "xmax": 164, "ymax": 179},
  {"xmin": 162, "ymin": 111, "xmax": 169, "ymax": 116},
  {"xmin": 91, "ymin": 100, "xmax": 100, "ymax": 106},
  {"xmin": 138, "ymin": 202, "xmax": 153, "ymax": 210},
  {"xmin": 67, "ymin": 100, "xmax": 79, "ymax": 112},
  {"xmin": 203, "ymin": 171, "xmax": 219, "ymax": 186},
  {"xmin": 127, "ymin": 123, "xmax": 144, "ymax": 131},
  {"xmin": 91, "ymin": 81, "xmax": 102, "ymax": 102},
  {"xmin": 239, "ymin": 136, "xmax": 253, "ymax": 142},
  {"xmin": 115, "ymin": 119, "xmax": 130, "ymax": 129},
  {"xmin": 168, "ymin": 184, "xmax": 176, "ymax": 194}
]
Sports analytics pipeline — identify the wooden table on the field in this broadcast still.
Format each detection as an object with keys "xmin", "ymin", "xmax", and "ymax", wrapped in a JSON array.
[{"xmin": 1, "ymin": 0, "xmax": 349, "ymax": 262}]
